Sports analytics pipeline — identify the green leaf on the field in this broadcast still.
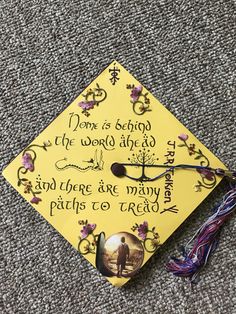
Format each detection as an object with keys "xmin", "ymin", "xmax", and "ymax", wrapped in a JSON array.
[
  {"xmin": 178, "ymin": 144, "xmax": 186, "ymax": 147},
  {"xmin": 33, "ymin": 191, "xmax": 41, "ymax": 194},
  {"xmin": 194, "ymin": 155, "xmax": 202, "ymax": 160}
]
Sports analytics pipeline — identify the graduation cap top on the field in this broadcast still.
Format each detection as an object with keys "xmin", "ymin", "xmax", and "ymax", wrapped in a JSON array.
[{"xmin": 3, "ymin": 60, "xmax": 229, "ymax": 287}]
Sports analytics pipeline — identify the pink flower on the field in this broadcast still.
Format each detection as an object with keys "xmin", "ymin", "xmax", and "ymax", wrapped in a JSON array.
[
  {"xmin": 30, "ymin": 196, "xmax": 41, "ymax": 204},
  {"xmin": 178, "ymin": 134, "xmax": 188, "ymax": 141},
  {"xmin": 137, "ymin": 221, "xmax": 148, "ymax": 240},
  {"xmin": 78, "ymin": 101, "xmax": 96, "ymax": 110},
  {"xmin": 22, "ymin": 153, "xmax": 34, "ymax": 171},
  {"xmin": 197, "ymin": 168, "xmax": 215, "ymax": 181},
  {"xmin": 80, "ymin": 223, "xmax": 96, "ymax": 239},
  {"xmin": 130, "ymin": 85, "xmax": 142, "ymax": 102}
]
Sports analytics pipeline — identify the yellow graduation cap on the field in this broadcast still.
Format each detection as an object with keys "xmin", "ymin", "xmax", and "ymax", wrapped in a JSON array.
[{"xmin": 2, "ymin": 60, "xmax": 228, "ymax": 287}]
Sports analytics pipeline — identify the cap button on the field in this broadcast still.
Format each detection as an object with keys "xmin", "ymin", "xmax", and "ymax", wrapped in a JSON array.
[{"xmin": 111, "ymin": 163, "xmax": 126, "ymax": 177}]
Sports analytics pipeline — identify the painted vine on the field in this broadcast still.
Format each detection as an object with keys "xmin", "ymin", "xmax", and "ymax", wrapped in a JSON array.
[
  {"xmin": 17, "ymin": 140, "xmax": 51, "ymax": 204},
  {"xmin": 178, "ymin": 134, "xmax": 217, "ymax": 191}
]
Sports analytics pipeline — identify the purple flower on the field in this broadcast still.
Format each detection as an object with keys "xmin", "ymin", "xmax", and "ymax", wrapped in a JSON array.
[
  {"xmin": 130, "ymin": 85, "xmax": 142, "ymax": 102},
  {"xmin": 78, "ymin": 101, "xmax": 96, "ymax": 110},
  {"xmin": 22, "ymin": 153, "xmax": 34, "ymax": 171},
  {"xmin": 30, "ymin": 196, "xmax": 41, "ymax": 204},
  {"xmin": 137, "ymin": 221, "xmax": 148, "ymax": 240},
  {"xmin": 178, "ymin": 134, "xmax": 188, "ymax": 141},
  {"xmin": 80, "ymin": 223, "xmax": 96, "ymax": 239},
  {"xmin": 197, "ymin": 168, "xmax": 215, "ymax": 181}
]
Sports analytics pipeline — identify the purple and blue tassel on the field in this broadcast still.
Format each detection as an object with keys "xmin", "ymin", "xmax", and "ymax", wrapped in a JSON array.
[{"xmin": 166, "ymin": 185, "xmax": 236, "ymax": 283}]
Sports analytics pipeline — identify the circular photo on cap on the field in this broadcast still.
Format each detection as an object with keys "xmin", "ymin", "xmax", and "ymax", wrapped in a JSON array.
[{"xmin": 102, "ymin": 232, "xmax": 144, "ymax": 278}]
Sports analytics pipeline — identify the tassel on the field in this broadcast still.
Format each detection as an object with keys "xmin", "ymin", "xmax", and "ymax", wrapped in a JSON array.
[{"xmin": 166, "ymin": 184, "xmax": 236, "ymax": 283}]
